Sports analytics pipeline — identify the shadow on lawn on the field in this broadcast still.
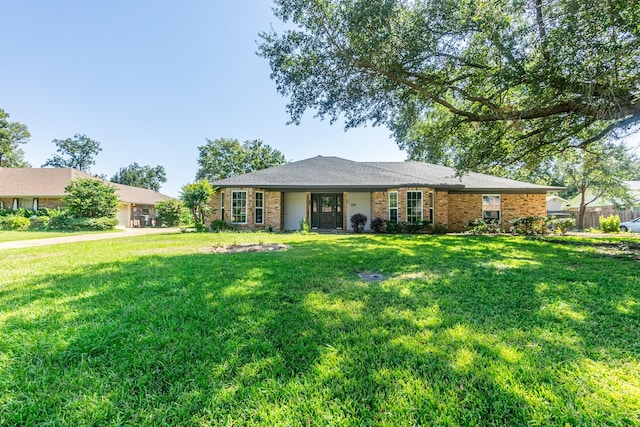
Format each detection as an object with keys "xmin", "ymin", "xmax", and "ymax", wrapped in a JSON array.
[{"xmin": 1, "ymin": 234, "xmax": 639, "ymax": 425}]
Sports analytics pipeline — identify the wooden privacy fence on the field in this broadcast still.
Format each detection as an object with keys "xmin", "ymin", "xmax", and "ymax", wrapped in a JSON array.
[{"xmin": 580, "ymin": 209, "xmax": 637, "ymax": 229}]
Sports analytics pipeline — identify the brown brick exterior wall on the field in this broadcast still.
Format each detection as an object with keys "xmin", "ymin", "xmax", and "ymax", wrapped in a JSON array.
[
  {"xmin": 448, "ymin": 193, "xmax": 483, "ymax": 232},
  {"xmin": 501, "ymin": 193, "xmax": 547, "ymax": 223},
  {"xmin": 447, "ymin": 192, "xmax": 548, "ymax": 232},
  {"xmin": 371, "ymin": 191, "xmax": 387, "ymax": 220},
  {"xmin": 208, "ymin": 188, "xmax": 547, "ymax": 233},
  {"xmin": 434, "ymin": 191, "xmax": 448, "ymax": 227},
  {"xmin": 209, "ymin": 188, "xmax": 283, "ymax": 231},
  {"xmin": 369, "ymin": 187, "xmax": 440, "ymax": 225}
]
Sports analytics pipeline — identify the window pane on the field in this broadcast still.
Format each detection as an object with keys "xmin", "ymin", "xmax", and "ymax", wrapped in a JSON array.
[
  {"xmin": 483, "ymin": 195, "xmax": 500, "ymax": 208},
  {"xmin": 322, "ymin": 196, "xmax": 332, "ymax": 213},
  {"xmin": 407, "ymin": 191, "xmax": 423, "ymax": 223},
  {"xmin": 255, "ymin": 192, "xmax": 264, "ymax": 224},
  {"xmin": 389, "ymin": 192, "xmax": 398, "ymax": 208},
  {"xmin": 232, "ymin": 191, "xmax": 247, "ymax": 223},
  {"xmin": 482, "ymin": 194, "xmax": 500, "ymax": 221},
  {"xmin": 483, "ymin": 210, "xmax": 500, "ymax": 220}
]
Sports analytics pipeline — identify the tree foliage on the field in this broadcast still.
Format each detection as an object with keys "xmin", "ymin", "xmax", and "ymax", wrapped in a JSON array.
[
  {"xmin": 43, "ymin": 134, "xmax": 102, "ymax": 172},
  {"xmin": 154, "ymin": 199, "xmax": 185, "ymax": 227},
  {"xmin": 180, "ymin": 180, "xmax": 216, "ymax": 229},
  {"xmin": 259, "ymin": 0, "xmax": 640, "ymax": 170},
  {"xmin": 196, "ymin": 138, "xmax": 286, "ymax": 181},
  {"xmin": 63, "ymin": 178, "xmax": 120, "ymax": 219},
  {"xmin": 0, "ymin": 108, "xmax": 31, "ymax": 168},
  {"xmin": 552, "ymin": 142, "xmax": 640, "ymax": 229},
  {"xmin": 111, "ymin": 162, "xmax": 167, "ymax": 192}
]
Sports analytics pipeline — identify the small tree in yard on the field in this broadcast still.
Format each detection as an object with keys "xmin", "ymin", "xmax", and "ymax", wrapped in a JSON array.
[
  {"xmin": 180, "ymin": 180, "xmax": 215, "ymax": 230},
  {"xmin": 63, "ymin": 178, "xmax": 119, "ymax": 218},
  {"xmin": 155, "ymin": 199, "xmax": 185, "ymax": 227}
]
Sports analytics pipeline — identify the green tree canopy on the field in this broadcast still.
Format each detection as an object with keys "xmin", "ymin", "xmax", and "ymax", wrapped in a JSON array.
[
  {"xmin": 111, "ymin": 162, "xmax": 167, "ymax": 192},
  {"xmin": 63, "ymin": 178, "xmax": 120, "ymax": 218},
  {"xmin": 180, "ymin": 180, "xmax": 216, "ymax": 229},
  {"xmin": 551, "ymin": 142, "xmax": 640, "ymax": 229},
  {"xmin": 196, "ymin": 138, "xmax": 286, "ymax": 182},
  {"xmin": 43, "ymin": 134, "xmax": 101, "ymax": 172},
  {"xmin": 259, "ymin": 0, "xmax": 640, "ymax": 171},
  {"xmin": 0, "ymin": 108, "xmax": 31, "ymax": 168}
]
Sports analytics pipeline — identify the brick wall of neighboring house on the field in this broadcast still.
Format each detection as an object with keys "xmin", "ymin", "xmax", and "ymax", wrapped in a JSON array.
[
  {"xmin": 0, "ymin": 197, "xmax": 64, "ymax": 210},
  {"xmin": 209, "ymin": 188, "xmax": 283, "ymax": 230},
  {"xmin": 448, "ymin": 193, "xmax": 483, "ymax": 232},
  {"xmin": 38, "ymin": 198, "xmax": 65, "ymax": 209}
]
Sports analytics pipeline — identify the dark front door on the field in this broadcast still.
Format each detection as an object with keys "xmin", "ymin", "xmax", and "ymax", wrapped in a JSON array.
[{"xmin": 311, "ymin": 193, "xmax": 343, "ymax": 229}]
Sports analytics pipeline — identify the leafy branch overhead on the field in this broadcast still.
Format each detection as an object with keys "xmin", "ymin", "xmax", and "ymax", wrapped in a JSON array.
[{"xmin": 259, "ymin": 0, "xmax": 640, "ymax": 169}]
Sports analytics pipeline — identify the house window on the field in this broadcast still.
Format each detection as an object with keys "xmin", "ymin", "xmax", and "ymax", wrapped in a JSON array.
[
  {"xmin": 428, "ymin": 192, "xmax": 434, "ymax": 223},
  {"xmin": 32, "ymin": 198, "xmax": 39, "ymax": 211},
  {"xmin": 407, "ymin": 191, "xmax": 423, "ymax": 223},
  {"xmin": 255, "ymin": 191, "xmax": 264, "ymax": 224},
  {"xmin": 12, "ymin": 198, "xmax": 18, "ymax": 209},
  {"xmin": 389, "ymin": 191, "xmax": 398, "ymax": 221},
  {"xmin": 482, "ymin": 195, "xmax": 501, "ymax": 220},
  {"xmin": 220, "ymin": 191, "xmax": 225, "ymax": 220},
  {"xmin": 231, "ymin": 191, "xmax": 247, "ymax": 224}
]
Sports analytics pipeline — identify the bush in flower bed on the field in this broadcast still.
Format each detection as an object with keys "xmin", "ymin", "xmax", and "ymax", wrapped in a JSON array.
[{"xmin": 49, "ymin": 215, "xmax": 118, "ymax": 231}]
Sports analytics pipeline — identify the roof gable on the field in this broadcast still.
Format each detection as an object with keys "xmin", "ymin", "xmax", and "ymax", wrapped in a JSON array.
[{"xmin": 0, "ymin": 167, "xmax": 172, "ymax": 204}]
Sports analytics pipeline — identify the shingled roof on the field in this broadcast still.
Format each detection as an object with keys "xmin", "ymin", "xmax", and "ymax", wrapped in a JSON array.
[
  {"xmin": 211, "ymin": 156, "xmax": 562, "ymax": 193},
  {"xmin": 0, "ymin": 167, "xmax": 172, "ymax": 204}
]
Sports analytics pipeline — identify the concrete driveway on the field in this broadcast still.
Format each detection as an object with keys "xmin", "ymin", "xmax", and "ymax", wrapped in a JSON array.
[{"xmin": 0, "ymin": 227, "xmax": 181, "ymax": 250}]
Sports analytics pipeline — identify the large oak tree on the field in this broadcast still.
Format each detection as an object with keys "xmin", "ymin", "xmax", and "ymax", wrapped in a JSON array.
[
  {"xmin": 111, "ymin": 162, "xmax": 167, "ymax": 192},
  {"xmin": 43, "ymin": 134, "xmax": 101, "ymax": 172},
  {"xmin": 0, "ymin": 108, "xmax": 31, "ymax": 168},
  {"xmin": 196, "ymin": 138, "xmax": 286, "ymax": 182},
  {"xmin": 259, "ymin": 0, "xmax": 640, "ymax": 170}
]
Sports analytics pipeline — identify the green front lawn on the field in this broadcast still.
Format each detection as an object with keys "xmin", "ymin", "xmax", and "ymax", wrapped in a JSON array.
[{"xmin": 0, "ymin": 233, "xmax": 639, "ymax": 425}]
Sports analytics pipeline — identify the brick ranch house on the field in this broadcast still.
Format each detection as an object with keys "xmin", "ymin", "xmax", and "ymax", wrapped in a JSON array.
[
  {"xmin": 208, "ymin": 156, "xmax": 562, "ymax": 232},
  {"xmin": 0, "ymin": 167, "xmax": 173, "ymax": 227}
]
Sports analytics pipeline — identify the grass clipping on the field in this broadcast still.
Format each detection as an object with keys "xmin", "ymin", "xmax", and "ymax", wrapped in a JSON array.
[{"xmin": 204, "ymin": 243, "xmax": 290, "ymax": 254}]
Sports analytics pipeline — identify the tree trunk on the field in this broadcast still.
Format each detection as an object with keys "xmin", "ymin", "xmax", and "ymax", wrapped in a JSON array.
[{"xmin": 577, "ymin": 190, "xmax": 587, "ymax": 230}]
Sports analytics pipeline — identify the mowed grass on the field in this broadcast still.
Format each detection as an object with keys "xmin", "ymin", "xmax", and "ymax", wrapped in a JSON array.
[{"xmin": 0, "ymin": 233, "xmax": 639, "ymax": 426}]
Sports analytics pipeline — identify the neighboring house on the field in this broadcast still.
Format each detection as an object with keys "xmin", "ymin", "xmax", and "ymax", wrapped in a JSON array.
[
  {"xmin": 624, "ymin": 181, "xmax": 640, "ymax": 211},
  {"xmin": 563, "ymin": 182, "xmax": 640, "ymax": 214},
  {"xmin": 546, "ymin": 195, "xmax": 570, "ymax": 217},
  {"xmin": 0, "ymin": 168, "xmax": 172, "ymax": 227},
  {"xmin": 208, "ymin": 156, "xmax": 562, "ymax": 232},
  {"xmin": 563, "ymin": 191, "xmax": 618, "ymax": 213}
]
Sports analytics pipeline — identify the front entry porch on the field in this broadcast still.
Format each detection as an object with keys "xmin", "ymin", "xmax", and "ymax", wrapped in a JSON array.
[{"xmin": 310, "ymin": 193, "xmax": 344, "ymax": 230}]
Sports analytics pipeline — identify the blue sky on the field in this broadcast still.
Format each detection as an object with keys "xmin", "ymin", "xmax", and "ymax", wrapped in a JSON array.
[
  {"xmin": 2, "ymin": 1, "xmax": 638, "ymax": 197},
  {"xmin": 1, "ymin": 1, "xmax": 406, "ymax": 196}
]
